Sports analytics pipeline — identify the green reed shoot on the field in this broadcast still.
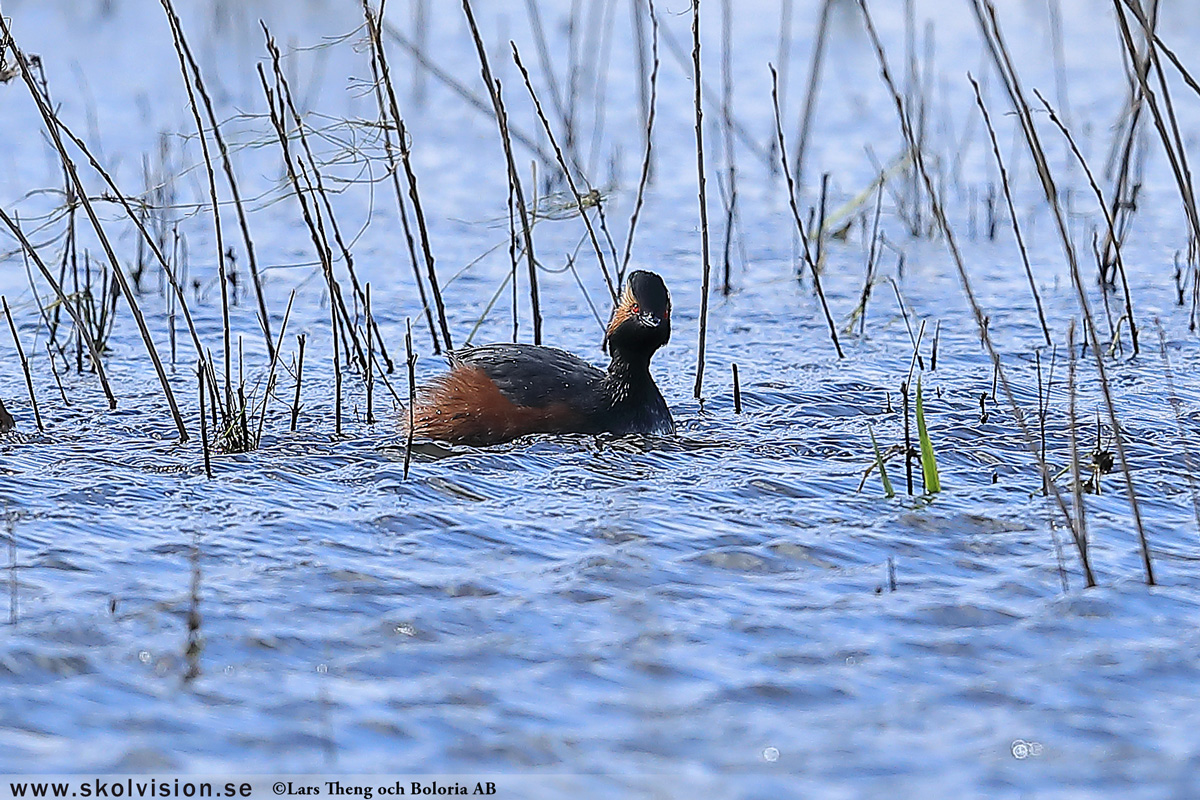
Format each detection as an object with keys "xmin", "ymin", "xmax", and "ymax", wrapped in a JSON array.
[
  {"xmin": 868, "ymin": 423, "xmax": 895, "ymax": 498},
  {"xmin": 915, "ymin": 376, "xmax": 940, "ymax": 494}
]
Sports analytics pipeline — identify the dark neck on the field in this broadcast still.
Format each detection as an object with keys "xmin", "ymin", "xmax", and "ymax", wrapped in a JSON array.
[
  {"xmin": 606, "ymin": 347, "xmax": 655, "ymax": 389},
  {"xmin": 602, "ymin": 345, "xmax": 671, "ymax": 434}
]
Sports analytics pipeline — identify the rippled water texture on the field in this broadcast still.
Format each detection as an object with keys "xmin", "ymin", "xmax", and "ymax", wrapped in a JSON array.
[{"xmin": 4, "ymin": 0, "xmax": 1200, "ymax": 795}]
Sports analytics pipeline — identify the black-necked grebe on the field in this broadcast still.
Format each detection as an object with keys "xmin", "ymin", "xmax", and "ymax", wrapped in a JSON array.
[{"xmin": 409, "ymin": 270, "xmax": 673, "ymax": 445}]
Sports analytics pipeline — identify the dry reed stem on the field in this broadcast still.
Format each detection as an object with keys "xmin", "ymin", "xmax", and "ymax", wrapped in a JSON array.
[
  {"xmin": 2, "ymin": 296, "xmax": 43, "ymax": 432},
  {"xmin": 366, "ymin": 284, "xmax": 376, "ymax": 424},
  {"xmin": 793, "ymin": 0, "xmax": 834, "ymax": 188},
  {"xmin": 32, "ymin": 96, "xmax": 209, "ymax": 378},
  {"xmin": 968, "ymin": 75, "xmax": 1051, "ymax": 347},
  {"xmin": 403, "ymin": 318, "xmax": 416, "ymax": 481},
  {"xmin": 732, "ymin": 363, "xmax": 742, "ymax": 414},
  {"xmin": 692, "ymin": 0, "xmax": 714, "ymax": 399},
  {"xmin": 1100, "ymin": 0, "xmax": 1161, "ymax": 262},
  {"xmin": 460, "ymin": 0, "xmax": 542, "ymax": 343},
  {"xmin": 198, "ymin": 359, "xmax": 212, "ymax": 478},
  {"xmin": 160, "ymin": 0, "xmax": 274, "ymax": 362},
  {"xmin": 1066, "ymin": 322, "xmax": 1092, "ymax": 586},
  {"xmin": 361, "ymin": 1, "xmax": 441, "ymax": 353},
  {"xmin": 291, "ymin": 333, "xmax": 306, "ymax": 432},
  {"xmin": 2, "ymin": 215, "xmax": 116, "ymax": 410},
  {"xmin": 511, "ymin": 43, "xmax": 616, "ymax": 302},
  {"xmin": 256, "ymin": 39, "xmax": 369, "ymax": 384},
  {"xmin": 254, "ymin": 291, "xmax": 295, "ymax": 445},
  {"xmin": 620, "ymin": 0, "xmax": 660, "ymax": 286},
  {"xmin": 718, "ymin": 0, "xmax": 739, "ymax": 296},
  {"xmin": 770, "ymin": 66, "xmax": 844, "ymax": 359},
  {"xmin": 1036, "ymin": 89, "xmax": 1139, "ymax": 354},
  {"xmin": 1112, "ymin": 1, "xmax": 1200, "ymax": 250},
  {"xmin": 159, "ymin": 0, "xmax": 233, "ymax": 406},
  {"xmin": 260, "ymin": 35, "xmax": 371, "ymax": 372}
]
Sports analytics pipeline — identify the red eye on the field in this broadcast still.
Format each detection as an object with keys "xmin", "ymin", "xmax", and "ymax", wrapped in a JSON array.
[{"xmin": 631, "ymin": 303, "xmax": 639, "ymax": 314}]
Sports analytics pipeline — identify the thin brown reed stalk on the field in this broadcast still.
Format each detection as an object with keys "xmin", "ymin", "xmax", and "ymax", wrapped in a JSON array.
[
  {"xmin": 1112, "ymin": 1, "xmax": 1200, "ymax": 250},
  {"xmin": 460, "ymin": 0, "xmax": 542, "ymax": 344},
  {"xmin": 900, "ymin": 378, "xmax": 913, "ymax": 495},
  {"xmin": 497, "ymin": 84, "xmax": 543, "ymax": 344},
  {"xmin": 1036, "ymin": 89, "xmax": 1139, "ymax": 355},
  {"xmin": 770, "ymin": 66, "xmax": 843, "ymax": 359},
  {"xmin": 968, "ymin": 75, "xmax": 1051, "ymax": 347},
  {"xmin": 620, "ymin": 0, "xmax": 660, "ymax": 285},
  {"xmin": 862, "ymin": 0, "xmax": 1093, "ymax": 586},
  {"xmin": 19, "ymin": 241, "xmax": 63, "ymax": 360},
  {"xmin": 886, "ymin": 277, "xmax": 923, "ymax": 370},
  {"xmin": 159, "ymin": 0, "xmax": 232, "ymax": 406},
  {"xmin": 0, "ymin": 208, "xmax": 115, "ymax": 408},
  {"xmin": 524, "ymin": 0, "xmax": 570, "ymax": 140},
  {"xmin": 902, "ymin": 320, "xmax": 926, "ymax": 495},
  {"xmin": 198, "ymin": 359, "xmax": 212, "ymax": 479},
  {"xmin": 2, "ymin": 297, "xmax": 42, "ymax": 432},
  {"xmin": 256, "ymin": 38, "xmax": 369, "ymax": 382},
  {"xmin": 691, "ymin": 0, "xmax": 714, "ymax": 399},
  {"xmin": 361, "ymin": 1, "xmax": 441, "ymax": 353},
  {"xmin": 511, "ymin": 43, "xmax": 617, "ymax": 302},
  {"xmin": 332, "ymin": 285, "xmax": 343, "ymax": 438},
  {"xmin": 793, "ymin": 0, "xmax": 834, "ymax": 188},
  {"xmin": 1066, "ymin": 322, "xmax": 1095, "ymax": 586},
  {"xmin": 44, "ymin": 342, "xmax": 69, "ymax": 405},
  {"xmin": 732, "ymin": 363, "xmax": 742, "ymax": 414},
  {"xmin": 1101, "ymin": 0, "xmax": 1160, "ymax": 261},
  {"xmin": 815, "ymin": 174, "xmax": 829, "ymax": 271},
  {"xmin": 284, "ymin": 77, "xmax": 394, "ymax": 373},
  {"xmin": 160, "ymin": 0, "xmax": 273, "ymax": 361},
  {"xmin": 366, "ymin": 284, "xmax": 376, "ymax": 425},
  {"xmin": 291, "ymin": 334, "xmax": 306, "ymax": 432},
  {"xmin": 253, "ymin": 292, "xmax": 295, "ymax": 446},
  {"xmin": 0, "ymin": 18, "xmax": 186, "ymax": 440},
  {"xmin": 260, "ymin": 34, "xmax": 370, "ymax": 373},
  {"xmin": 404, "ymin": 318, "xmax": 416, "ymax": 481},
  {"xmin": 1146, "ymin": 26, "xmax": 1200, "ymax": 101},
  {"xmin": 969, "ymin": 0, "xmax": 1152, "ymax": 585},
  {"xmin": 718, "ymin": 0, "xmax": 739, "ymax": 296},
  {"xmin": 273, "ymin": 84, "xmax": 387, "ymax": 372}
]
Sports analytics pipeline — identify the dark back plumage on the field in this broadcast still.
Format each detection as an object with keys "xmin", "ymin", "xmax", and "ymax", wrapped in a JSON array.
[{"xmin": 449, "ymin": 344, "xmax": 604, "ymax": 410}]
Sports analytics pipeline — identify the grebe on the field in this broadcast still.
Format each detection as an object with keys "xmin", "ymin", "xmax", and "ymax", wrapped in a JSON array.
[{"xmin": 408, "ymin": 270, "xmax": 673, "ymax": 446}]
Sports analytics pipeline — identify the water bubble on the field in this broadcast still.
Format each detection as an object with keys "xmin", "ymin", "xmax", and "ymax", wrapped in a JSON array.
[{"xmin": 1011, "ymin": 739, "xmax": 1042, "ymax": 759}]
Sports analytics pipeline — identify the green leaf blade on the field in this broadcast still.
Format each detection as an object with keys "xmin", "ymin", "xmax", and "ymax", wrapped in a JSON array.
[{"xmin": 916, "ymin": 376, "xmax": 941, "ymax": 494}]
